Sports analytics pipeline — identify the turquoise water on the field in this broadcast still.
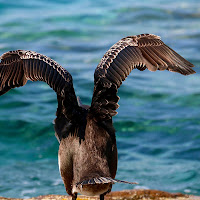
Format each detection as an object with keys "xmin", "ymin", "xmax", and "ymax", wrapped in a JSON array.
[{"xmin": 0, "ymin": 0, "xmax": 200, "ymax": 198}]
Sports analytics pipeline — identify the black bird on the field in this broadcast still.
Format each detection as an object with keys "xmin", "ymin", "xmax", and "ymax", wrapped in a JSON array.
[{"xmin": 0, "ymin": 34, "xmax": 196, "ymax": 200}]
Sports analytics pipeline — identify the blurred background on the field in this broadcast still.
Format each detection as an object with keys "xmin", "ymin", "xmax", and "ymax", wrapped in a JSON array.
[{"xmin": 0, "ymin": 0, "xmax": 200, "ymax": 198}]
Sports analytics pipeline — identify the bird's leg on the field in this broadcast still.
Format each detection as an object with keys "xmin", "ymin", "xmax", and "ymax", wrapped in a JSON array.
[
  {"xmin": 72, "ymin": 193, "xmax": 77, "ymax": 200},
  {"xmin": 100, "ymin": 194, "xmax": 104, "ymax": 200},
  {"xmin": 100, "ymin": 185, "xmax": 111, "ymax": 200}
]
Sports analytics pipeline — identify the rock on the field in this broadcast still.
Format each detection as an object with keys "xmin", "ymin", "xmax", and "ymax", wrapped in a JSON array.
[{"xmin": 0, "ymin": 189, "xmax": 199, "ymax": 200}]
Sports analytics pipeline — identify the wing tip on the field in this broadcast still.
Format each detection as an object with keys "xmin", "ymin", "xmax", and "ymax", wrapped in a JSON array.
[
  {"xmin": 168, "ymin": 66, "xmax": 196, "ymax": 75},
  {"xmin": 186, "ymin": 68, "xmax": 196, "ymax": 75}
]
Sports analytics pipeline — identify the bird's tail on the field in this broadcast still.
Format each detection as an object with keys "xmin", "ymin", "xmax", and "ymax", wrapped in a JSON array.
[{"xmin": 76, "ymin": 177, "xmax": 138, "ymax": 186}]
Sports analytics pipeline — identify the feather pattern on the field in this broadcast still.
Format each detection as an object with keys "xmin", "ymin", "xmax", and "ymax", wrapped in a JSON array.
[
  {"xmin": 76, "ymin": 177, "xmax": 138, "ymax": 186},
  {"xmin": 90, "ymin": 34, "xmax": 195, "ymax": 120},
  {"xmin": 0, "ymin": 50, "xmax": 80, "ymax": 124}
]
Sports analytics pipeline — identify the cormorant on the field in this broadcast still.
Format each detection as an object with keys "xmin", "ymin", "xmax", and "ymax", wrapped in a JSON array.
[{"xmin": 0, "ymin": 34, "xmax": 196, "ymax": 200}]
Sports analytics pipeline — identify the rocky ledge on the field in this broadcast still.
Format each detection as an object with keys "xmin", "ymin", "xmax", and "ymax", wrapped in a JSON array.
[{"xmin": 0, "ymin": 189, "xmax": 199, "ymax": 200}]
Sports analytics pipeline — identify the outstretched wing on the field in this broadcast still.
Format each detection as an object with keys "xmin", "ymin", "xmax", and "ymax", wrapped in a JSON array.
[
  {"xmin": 90, "ymin": 34, "xmax": 195, "ymax": 120},
  {"xmin": 0, "ymin": 50, "xmax": 81, "ymax": 125}
]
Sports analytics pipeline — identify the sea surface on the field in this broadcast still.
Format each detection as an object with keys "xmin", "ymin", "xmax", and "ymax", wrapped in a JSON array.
[{"xmin": 0, "ymin": 0, "xmax": 200, "ymax": 198}]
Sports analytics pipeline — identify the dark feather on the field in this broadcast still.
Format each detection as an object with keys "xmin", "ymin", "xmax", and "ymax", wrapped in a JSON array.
[
  {"xmin": 90, "ymin": 34, "xmax": 196, "ymax": 120},
  {"xmin": 76, "ymin": 177, "xmax": 138, "ymax": 186},
  {"xmin": 0, "ymin": 50, "xmax": 81, "ymax": 137}
]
